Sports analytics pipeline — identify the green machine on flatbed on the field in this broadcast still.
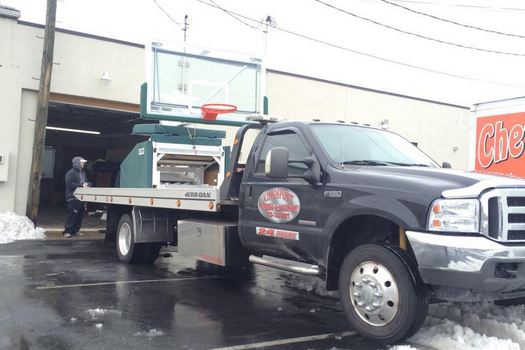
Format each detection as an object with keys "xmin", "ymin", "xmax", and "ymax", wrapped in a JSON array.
[{"xmin": 119, "ymin": 124, "xmax": 228, "ymax": 188}]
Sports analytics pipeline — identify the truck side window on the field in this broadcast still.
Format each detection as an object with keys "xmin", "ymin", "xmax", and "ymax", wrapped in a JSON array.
[{"xmin": 256, "ymin": 132, "xmax": 309, "ymax": 176}]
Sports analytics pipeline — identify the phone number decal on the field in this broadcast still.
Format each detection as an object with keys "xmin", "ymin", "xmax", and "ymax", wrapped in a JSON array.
[{"xmin": 256, "ymin": 227, "xmax": 299, "ymax": 241}]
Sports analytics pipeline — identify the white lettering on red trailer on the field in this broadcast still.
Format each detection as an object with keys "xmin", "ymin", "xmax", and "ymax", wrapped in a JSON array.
[{"xmin": 478, "ymin": 121, "xmax": 525, "ymax": 169}]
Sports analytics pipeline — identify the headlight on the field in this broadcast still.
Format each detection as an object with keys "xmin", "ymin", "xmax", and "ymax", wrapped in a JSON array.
[{"xmin": 428, "ymin": 199, "xmax": 480, "ymax": 233}]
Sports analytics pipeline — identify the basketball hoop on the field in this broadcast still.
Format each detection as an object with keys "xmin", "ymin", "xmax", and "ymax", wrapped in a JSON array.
[{"xmin": 201, "ymin": 103, "xmax": 237, "ymax": 121}]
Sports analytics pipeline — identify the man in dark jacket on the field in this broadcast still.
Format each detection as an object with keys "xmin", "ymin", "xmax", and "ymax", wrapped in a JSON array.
[{"xmin": 64, "ymin": 156, "xmax": 90, "ymax": 238}]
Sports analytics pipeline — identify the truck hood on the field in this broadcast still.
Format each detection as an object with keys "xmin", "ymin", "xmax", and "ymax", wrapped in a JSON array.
[{"xmin": 335, "ymin": 165, "xmax": 525, "ymax": 199}]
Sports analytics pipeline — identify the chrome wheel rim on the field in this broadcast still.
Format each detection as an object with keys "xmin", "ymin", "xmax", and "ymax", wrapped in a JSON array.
[
  {"xmin": 349, "ymin": 261, "xmax": 399, "ymax": 326},
  {"xmin": 118, "ymin": 222, "xmax": 131, "ymax": 256}
]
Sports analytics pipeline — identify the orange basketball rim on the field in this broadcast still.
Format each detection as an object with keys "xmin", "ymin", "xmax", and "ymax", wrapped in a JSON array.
[{"xmin": 201, "ymin": 103, "xmax": 238, "ymax": 121}]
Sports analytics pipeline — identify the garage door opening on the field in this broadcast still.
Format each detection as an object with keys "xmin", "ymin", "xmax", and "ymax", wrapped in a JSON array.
[{"xmin": 37, "ymin": 102, "xmax": 149, "ymax": 233}]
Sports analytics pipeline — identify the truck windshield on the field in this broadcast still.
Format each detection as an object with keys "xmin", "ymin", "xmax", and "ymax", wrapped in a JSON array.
[{"xmin": 311, "ymin": 124, "xmax": 438, "ymax": 167}]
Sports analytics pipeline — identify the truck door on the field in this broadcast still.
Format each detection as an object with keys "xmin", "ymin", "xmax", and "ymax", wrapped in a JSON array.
[{"xmin": 239, "ymin": 128, "xmax": 322, "ymax": 263}]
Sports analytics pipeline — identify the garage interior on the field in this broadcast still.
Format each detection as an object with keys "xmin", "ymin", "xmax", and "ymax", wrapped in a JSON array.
[{"xmin": 37, "ymin": 101, "xmax": 150, "ymax": 230}]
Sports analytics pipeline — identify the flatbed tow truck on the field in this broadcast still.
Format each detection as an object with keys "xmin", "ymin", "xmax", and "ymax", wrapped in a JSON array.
[{"xmin": 76, "ymin": 44, "xmax": 525, "ymax": 344}]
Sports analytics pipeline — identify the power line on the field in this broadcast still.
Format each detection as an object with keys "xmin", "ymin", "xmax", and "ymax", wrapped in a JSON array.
[
  {"xmin": 192, "ymin": 0, "xmax": 525, "ymax": 89},
  {"xmin": 274, "ymin": 26, "xmax": 525, "ymax": 89},
  {"xmin": 152, "ymin": 0, "xmax": 180, "ymax": 25},
  {"xmin": 207, "ymin": 0, "xmax": 260, "ymax": 29},
  {"xmin": 380, "ymin": 0, "xmax": 525, "ymax": 38},
  {"xmin": 356, "ymin": 0, "xmax": 525, "ymax": 11},
  {"xmin": 385, "ymin": 0, "xmax": 525, "ymax": 12},
  {"xmin": 313, "ymin": 0, "xmax": 525, "ymax": 56}
]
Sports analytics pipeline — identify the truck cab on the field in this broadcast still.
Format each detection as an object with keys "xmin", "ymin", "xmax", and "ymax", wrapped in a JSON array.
[{"xmin": 236, "ymin": 120, "xmax": 525, "ymax": 343}]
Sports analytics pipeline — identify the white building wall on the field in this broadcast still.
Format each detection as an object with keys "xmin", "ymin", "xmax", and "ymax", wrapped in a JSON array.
[
  {"xmin": 51, "ymin": 31, "xmax": 144, "ymax": 103},
  {"xmin": 0, "ymin": 18, "xmax": 145, "ymax": 214},
  {"xmin": 266, "ymin": 72, "xmax": 470, "ymax": 169},
  {"xmin": 0, "ymin": 17, "xmax": 30, "ymax": 213},
  {"xmin": 0, "ymin": 17, "xmax": 471, "ymax": 214}
]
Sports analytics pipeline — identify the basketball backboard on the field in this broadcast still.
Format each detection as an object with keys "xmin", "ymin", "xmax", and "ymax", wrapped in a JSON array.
[{"xmin": 144, "ymin": 42, "xmax": 264, "ymax": 124}]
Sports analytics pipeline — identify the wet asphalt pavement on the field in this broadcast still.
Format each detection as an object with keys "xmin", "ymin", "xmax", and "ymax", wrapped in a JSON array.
[{"xmin": 0, "ymin": 240, "xmax": 394, "ymax": 350}]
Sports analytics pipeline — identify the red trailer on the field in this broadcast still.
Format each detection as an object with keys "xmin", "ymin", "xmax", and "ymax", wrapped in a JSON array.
[{"xmin": 470, "ymin": 97, "xmax": 525, "ymax": 178}]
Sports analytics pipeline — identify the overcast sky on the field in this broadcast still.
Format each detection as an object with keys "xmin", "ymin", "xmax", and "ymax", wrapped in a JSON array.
[{"xmin": 5, "ymin": 0, "xmax": 525, "ymax": 106}]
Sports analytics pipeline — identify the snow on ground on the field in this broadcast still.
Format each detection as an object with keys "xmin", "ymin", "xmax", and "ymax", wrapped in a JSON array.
[
  {"xmin": 133, "ymin": 329, "xmax": 164, "ymax": 337},
  {"xmin": 409, "ymin": 302, "xmax": 525, "ymax": 350},
  {"xmin": 280, "ymin": 272, "xmax": 339, "ymax": 299},
  {"xmin": 284, "ymin": 274, "xmax": 525, "ymax": 349},
  {"xmin": 410, "ymin": 317, "xmax": 519, "ymax": 350},
  {"xmin": 86, "ymin": 308, "xmax": 122, "ymax": 319},
  {"xmin": 0, "ymin": 212, "xmax": 45, "ymax": 244}
]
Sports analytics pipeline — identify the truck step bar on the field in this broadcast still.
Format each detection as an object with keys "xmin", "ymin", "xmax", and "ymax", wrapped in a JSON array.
[{"xmin": 249, "ymin": 255, "xmax": 321, "ymax": 276}]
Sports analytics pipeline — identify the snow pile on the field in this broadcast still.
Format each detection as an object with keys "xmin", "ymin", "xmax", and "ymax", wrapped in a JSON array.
[
  {"xmin": 134, "ymin": 329, "xmax": 164, "ymax": 338},
  {"xmin": 87, "ymin": 308, "xmax": 106, "ymax": 317},
  {"xmin": 281, "ymin": 270, "xmax": 525, "ymax": 349},
  {"xmin": 408, "ymin": 302, "xmax": 525, "ymax": 350},
  {"xmin": 0, "ymin": 212, "xmax": 45, "ymax": 244},
  {"xmin": 280, "ymin": 268, "xmax": 525, "ymax": 349},
  {"xmin": 281, "ymin": 273, "xmax": 339, "ymax": 299},
  {"xmin": 411, "ymin": 317, "xmax": 519, "ymax": 350}
]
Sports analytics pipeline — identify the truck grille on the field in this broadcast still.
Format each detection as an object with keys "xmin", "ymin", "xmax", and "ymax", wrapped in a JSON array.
[{"xmin": 482, "ymin": 189, "xmax": 525, "ymax": 242}]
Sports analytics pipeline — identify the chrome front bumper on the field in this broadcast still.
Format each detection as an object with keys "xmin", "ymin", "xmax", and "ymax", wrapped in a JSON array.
[{"xmin": 406, "ymin": 230, "xmax": 525, "ymax": 295}]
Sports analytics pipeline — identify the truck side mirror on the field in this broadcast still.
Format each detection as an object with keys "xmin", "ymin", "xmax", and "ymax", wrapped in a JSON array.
[
  {"xmin": 265, "ymin": 147, "xmax": 289, "ymax": 178},
  {"xmin": 442, "ymin": 161, "xmax": 452, "ymax": 168},
  {"xmin": 301, "ymin": 156, "xmax": 321, "ymax": 184}
]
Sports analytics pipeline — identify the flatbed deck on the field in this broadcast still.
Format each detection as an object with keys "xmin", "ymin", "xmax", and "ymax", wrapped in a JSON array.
[{"xmin": 75, "ymin": 186, "xmax": 221, "ymax": 212}]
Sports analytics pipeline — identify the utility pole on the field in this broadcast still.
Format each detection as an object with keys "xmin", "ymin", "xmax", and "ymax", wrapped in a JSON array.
[
  {"xmin": 183, "ymin": 14, "xmax": 189, "ymax": 42},
  {"xmin": 262, "ymin": 16, "xmax": 276, "ymax": 57},
  {"xmin": 26, "ymin": 0, "xmax": 57, "ymax": 222}
]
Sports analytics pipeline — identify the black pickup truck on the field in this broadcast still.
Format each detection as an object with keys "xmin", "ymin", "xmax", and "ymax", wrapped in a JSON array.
[{"xmin": 77, "ymin": 120, "xmax": 525, "ymax": 344}]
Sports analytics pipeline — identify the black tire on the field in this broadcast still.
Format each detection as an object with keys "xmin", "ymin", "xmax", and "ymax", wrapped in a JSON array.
[
  {"xmin": 116, "ymin": 214, "xmax": 143, "ymax": 264},
  {"xmin": 338, "ymin": 244, "xmax": 428, "ymax": 344},
  {"xmin": 399, "ymin": 247, "xmax": 429, "ymax": 339},
  {"xmin": 116, "ymin": 214, "xmax": 163, "ymax": 264},
  {"xmin": 140, "ymin": 243, "xmax": 162, "ymax": 264}
]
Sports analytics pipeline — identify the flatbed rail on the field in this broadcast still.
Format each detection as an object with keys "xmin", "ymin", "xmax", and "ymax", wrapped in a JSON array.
[{"xmin": 75, "ymin": 186, "xmax": 221, "ymax": 212}]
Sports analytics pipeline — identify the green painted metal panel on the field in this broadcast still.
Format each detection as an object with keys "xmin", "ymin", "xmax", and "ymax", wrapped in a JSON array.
[
  {"xmin": 132, "ymin": 124, "xmax": 226, "ymax": 138},
  {"xmin": 120, "ymin": 141, "xmax": 153, "ymax": 188},
  {"xmin": 150, "ymin": 135, "xmax": 222, "ymax": 146}
]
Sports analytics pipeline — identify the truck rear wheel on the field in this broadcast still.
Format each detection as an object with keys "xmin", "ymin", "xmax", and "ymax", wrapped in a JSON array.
[
  {"xmin": 338, "ymin": 244, "xmax": 428, "ymax": 344},
  {"xmin": 140, "ymin": 242, "xmax": 162, "ymax": 264},
  {"xmin": 116, "ymin": 214, "xmax": 161, "ymax": 264}
]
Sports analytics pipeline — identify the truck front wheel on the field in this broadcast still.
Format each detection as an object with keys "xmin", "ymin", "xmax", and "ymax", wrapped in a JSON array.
[
  {"xmin": 338, "ymin": 244, "xmax": 428, "ymax": 344},
  {"xmin": 116, "ymin": 214, "xmax": 161, "ymax": 264}
]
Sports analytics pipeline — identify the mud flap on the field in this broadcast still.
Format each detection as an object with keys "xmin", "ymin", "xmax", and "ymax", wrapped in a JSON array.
[{"xmin": 132, "ymin": 207, "xmax": 176, "ymax": 243}]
